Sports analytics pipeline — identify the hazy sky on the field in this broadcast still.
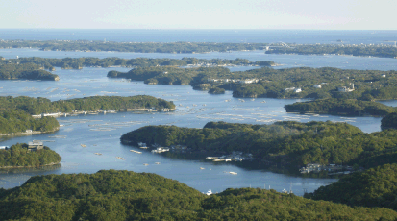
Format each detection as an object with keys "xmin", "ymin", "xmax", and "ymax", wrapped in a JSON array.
[{"xmin": 1, "ymin": 0, "xmax": 395, "ymax": 30}]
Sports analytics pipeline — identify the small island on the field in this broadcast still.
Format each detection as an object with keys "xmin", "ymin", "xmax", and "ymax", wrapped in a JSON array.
[
  {"xmin": 0, "ymin": 63, "xmax": 59, "ymax": 81},
  {"xmin": 0, "ymin": 142, "xmax": 61, "ymax": 168},
  {"xmin": 0, "ymin": 170, "xmax": 395, "ymax": 220},
  {"xmin": 285, "ymin": 98, "xmax": 396, "ymax": 116}
]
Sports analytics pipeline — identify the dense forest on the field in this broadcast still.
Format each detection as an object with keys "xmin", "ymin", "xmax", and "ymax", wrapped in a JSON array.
[
  {"xmin": 0, "ymin": 63, "xmax": 59, "ymax": 80},
  {"xmin": 266, "ymin": 44, "xmax": 397, "ymax": 58},
  {"xmin": 306, "ymin": 163, "xmax": 397, "ymax": 211},
  {"xmin": 285, "ymin": 98, "xmax": 396, "ymax": 116},
  {"xmin": 382, "ymin": 112, "xmax": 397, "ymax": 130},
  {"xmin": 0, "ymin": 143, "xmax": 61, "ymax": 167},
  {"xmin": 121, "ymin": 121, "xmax": 397, "ymax": 169},
  {"xmin": 0, "ymin": 57, "xmax": 276, "ymax": 70},
  {"xmin": 0, "ymin": 170, "xmax": 396, "ymax": 220},
  {"xmin": 0, "ymin": 95, "xmax": 176, "ymax": 115},
  {"xmin": 0, "ymin": 110, "xmax": 60, "ymax": 134}
]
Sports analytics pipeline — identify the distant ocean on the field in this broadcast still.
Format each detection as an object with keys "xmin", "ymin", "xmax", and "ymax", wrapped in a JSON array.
[{"xmin": 1, "ymin": 29, "xmax": 397, "ymax": 45}]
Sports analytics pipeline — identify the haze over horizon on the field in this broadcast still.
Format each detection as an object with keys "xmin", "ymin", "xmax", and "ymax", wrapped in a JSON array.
[{"xmin": 1, "ymin": 0, "xmax": 395, "ymax": 30}]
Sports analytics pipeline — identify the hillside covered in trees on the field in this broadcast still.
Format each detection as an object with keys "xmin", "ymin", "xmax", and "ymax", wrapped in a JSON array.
[
  {"xmin": 0, "ymin": 110, "xmax": 60, "ymax": 135},
  {"xmin": 121, "ymin": 121, "xmax": 397, "ymax": 169},
  {"xmin": 306, "ymin": 163, "xmax": 397, "ymax": 211},
  {"xmin": 0, "ymin": 143, "xmax": 61, "ymax": 168},
  {"xmin": 285, "ymin": 98, "xmax": 396, "ymax": 116},
  {"xmin": 0, "ymin": 95, "xmax": 176, "ymax": 115},
  {"xmin": 0, "ymin": 63, "xmax": 59, "ymax": 81},
  {"xmin": 0, "ymin": 170, "xmax": 396, "ymax": 220}
]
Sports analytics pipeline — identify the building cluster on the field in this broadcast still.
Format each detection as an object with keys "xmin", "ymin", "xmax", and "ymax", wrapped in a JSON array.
[
  {"xmin": 284, "ymin": 87, "xmax": 302, "ymax": 93},
  {"xmin": 209, "ymin": 78, "xmax": 260, "ymax": 84},
  {"xmin": 337, "ymin": 83, "xmax": 355, "ymax": 92},
  {"xmin": 299, "ymin": 163, "xmax": 353, "ymax": 174}
]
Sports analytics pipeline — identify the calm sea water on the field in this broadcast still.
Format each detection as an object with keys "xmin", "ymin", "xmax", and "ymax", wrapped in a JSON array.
[
  {"xmin": 0, "ymin": 37, "xmax": 396, "ymax": 195},
  {"xmin": 1, "ymin": 29, "xmax": 397, "ymax": 45}
]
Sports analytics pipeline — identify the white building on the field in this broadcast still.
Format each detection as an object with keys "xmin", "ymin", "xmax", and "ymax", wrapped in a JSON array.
[{"xmin": 294, "ymin": 88, "xmax": 302, "ymax": 93}]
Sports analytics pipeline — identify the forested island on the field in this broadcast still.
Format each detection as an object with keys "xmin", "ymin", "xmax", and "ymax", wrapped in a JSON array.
[
  {"xmin": 285, "ymin": 98, "xmax": 396, "ymax": 116},
  {"xmin": 382, "ymin": 112, "xmax": 397, "ymax": 130},
  {"xmin": 0, "ymin": 110, "xmax": 60, "ymax": 135},
  {"xmin": 306, "ymin": 163, "xmax": 397, "ymax": 212},
  {"xmin": 0, "ymin": 63, "xmax": 59, "ymax": 81},
  {"xmin": 109, "ymin": 66, "xmax": 397, "ymax": 100},
  {"xmin": 121, "ymin": 121, "xmax": 397, "ymax": 170},
  {"xmin": 0, "ymin": 95, "xmax": 176, "ymax": 115},
  {"xmin": 0, "ymin": 143, "xmax": 61, "ymax": 168},
  {"xmin": 0, "ymin": 170, "xmax": 396, "ymax": 220},
  {"xmin": 265, "ymin": 43, "xmax": 397, "ymax": 59},
  {"xmin": 1, "ymin": 57, "xmax": 276, "ymax": 70}
]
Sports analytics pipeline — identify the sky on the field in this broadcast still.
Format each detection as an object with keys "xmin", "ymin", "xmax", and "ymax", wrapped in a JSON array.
[{"xmin": 0, "ymin": 0, "xmax": 395, "ymax": 30}]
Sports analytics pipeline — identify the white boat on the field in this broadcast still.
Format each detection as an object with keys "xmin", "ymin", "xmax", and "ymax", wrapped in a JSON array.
[
  {"xmin": 206, "ymin": 189, "xmax": 212, "ymax": 196},
  {"xmin": 155, "ymin": 162, "xmax": 161, "ymax": 164},
  {"xmin": 81, "ymin": 144, "xmax": 86, "ymax": 147},
  {"xmin": 143, "ymin": 163, "xmax": 149, "ymax": 166},
  {"xmin": 200, "ymin": 167, "xmax": 205, "ymax": 170},
  {"xmin": 229, "ymin": 172, "xmax": 237, "ymax": 175}
]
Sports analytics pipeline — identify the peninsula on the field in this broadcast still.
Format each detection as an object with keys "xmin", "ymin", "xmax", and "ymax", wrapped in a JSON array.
[{"xmin": 0, "ymin": 63, "xmax": 59, "ymax": 81}]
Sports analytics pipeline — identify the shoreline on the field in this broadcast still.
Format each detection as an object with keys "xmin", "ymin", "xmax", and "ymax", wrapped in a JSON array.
[
  {"xmin": 0, "ymin": 127, "xmax": 60, "ymax": 137},
  {"xmin": 0, "ymin": 161, "xmax": 61, "ymax": 169}
]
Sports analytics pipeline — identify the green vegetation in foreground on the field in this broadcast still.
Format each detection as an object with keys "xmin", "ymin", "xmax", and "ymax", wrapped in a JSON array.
[
  {"xmin": 121, "ymin": 121, "xmax": 397, "ymax": 169},
  {"xmin": 0, "ymin": 95, "xmax": 176, "ymax": 115},
  {"xmin": 265, "ymin": 43, "xmax": 397, "ymax": 59},
  {"xmin": 285, "ymin": 98, "xmax": 396, "ymax": 116},
  {"xmin": 209, "ymin": 87, "xmax": 225, "ymax": 94},
  {"xmin": 0, "ymin": 63, "xmax": 59, "ymax": 81},
  {"xmin": 1, "ymin": 57, "xmax": 276, "ymax": 70},
  {"xmin": 0, "ymin": 143, "xmax": 61, "ymax": 168},
  {"xmin": 0, "ymin": 170, "xmax": 396, "ymax": 220},
  {"xmin": 382, "ymin": 112, "xmax": 397, "ymax": 130},
  {"xmin": 0, "ymin": 110, "xmax": 59, "ymax": 135},
  {"xmin": 306, "ymin": 163, "xmax": 397, "ymax": 211},
  {"xmin": 0, "ymin": 40, "xmax": 270, "ymax": 53}
]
